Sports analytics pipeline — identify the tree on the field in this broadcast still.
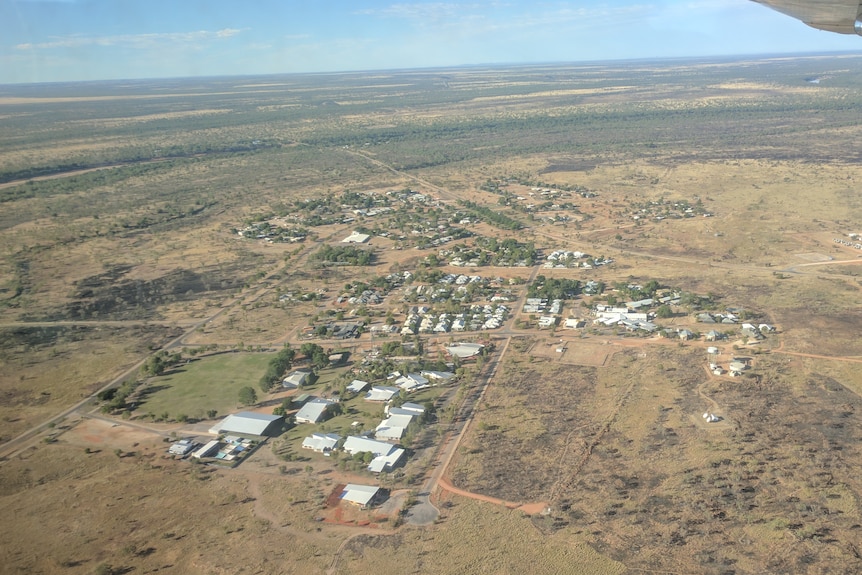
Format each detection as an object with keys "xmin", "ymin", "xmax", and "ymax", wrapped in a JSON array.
[
  {"xmin": 238, "ymin": 386, "xmax": 258, "ymax": 406},
  {"xmin": 301, "ymin": 342, "xmax": 324, "ymax": 359},
  {"xmin": 324, "ymin": 403, "xmax": 344, "ymax": 418},
  {"xmin": 312, "ymin": 348, "xmax": 329, "ymax": 370},
  {"xmin": 259, "ymin": 344, "xmax": 296, "ymax": 392},
  {"xmin": 206, "ymin": 409, "xmax": 218, "ymax": 419},
  {"xmin": 655, "ymin": 304, "xmax": 673, "ymax": 319}
]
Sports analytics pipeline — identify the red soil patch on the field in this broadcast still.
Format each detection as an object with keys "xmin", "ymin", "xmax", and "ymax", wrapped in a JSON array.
[{"xmin": 325, "ymin": 483, "xmax": 347, "ymax": 508}]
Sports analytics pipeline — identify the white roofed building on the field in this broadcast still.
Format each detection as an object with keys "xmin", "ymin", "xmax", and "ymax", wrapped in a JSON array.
[
  {"xmin": 420, "ymin": 370, "xmax": 456, "ymax": 382},
  {"xmin": 346, "ymin": 379, "xmax": 370, "ymax": 393},
  {"xmin": 340, "ymin": 484, "xmax": 382, "ymax": 508},
  {"xmin": 342, "ymin": 231, "xmax": 371, "ymax": 243},
  {"xmin": 364, "ymin": 385, "xmax": 399, "ymax": 402},
  {"xmin": 295, "ymin": 397, "xmax": 337, "ymax": 424},
  {"xmin": 446, "ymin": 342, "xmax": 484, "ymax": 359},
  {"xmin": 283, "ymin": 369, "xmax": 312, "ymax": 388},
  {"xmin": 342, "ymin": 436, "xmax": 406, "ymax": 473},
  {"xmin": 395, "ymin": 373, "xmax": 429, "ymax": 392},
  {"xmin": 375, "ymin": 413, "xmax": 415, "ymax": 441},
  {"xmin": 390, "ymin": 402, "xmax": 426, "ymax": 415},
  {"xmin": 209, "ymin": 412, "xmax": 283, "ymax": 437},
  {"xmin": 192, "ymin": 439, "xmax": 220, "ymax": 459},
  {"xmin": 301, "ymin": 432, "xmax": 341, "ymax": 454}
]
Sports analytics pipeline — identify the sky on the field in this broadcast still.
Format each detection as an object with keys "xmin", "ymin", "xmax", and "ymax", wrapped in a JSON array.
[{"xmin": 1, "ymin": 0, "xmax": 862, "ymax": 84}]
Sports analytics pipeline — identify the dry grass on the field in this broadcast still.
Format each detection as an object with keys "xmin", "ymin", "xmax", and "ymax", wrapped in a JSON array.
[
  {"xmin": 452, "ymin": 342, "xmax": 862, "ymax": 573},
  {"xmin": 4, "ymin": 59, "xmax": 862, "ymax": 574},
  {"xmin": 0, "ymin": 325, "xmax": 180, "ymax": 440},
  {"xmin": 334, "ymin": 498, "xmax": 625, "ymax": 575}
]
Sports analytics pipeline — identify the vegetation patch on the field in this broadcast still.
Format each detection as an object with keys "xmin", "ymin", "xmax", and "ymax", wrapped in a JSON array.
[{"xmin": 131, "ymin": 352, "xmax": 272, "ymax": 423}]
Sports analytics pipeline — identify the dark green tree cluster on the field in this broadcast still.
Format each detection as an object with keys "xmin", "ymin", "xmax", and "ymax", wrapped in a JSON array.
[
  {"xmin": 457, "ymin": 200, "xmax": 522, "ymax": 230},
  {"xmin": 475, "ymin": 237, "xmax": 537, "ymax": 265},
  {"xmin": 380, "ymin": 340, "xmax": 421, "ymax": 357},
  {"xmin": 528, "ymin": 276, "xmax": 581, "ymax": 300},
  {"xmin": 613, "ymin": 279, "xmax": 663, "ymax": 301},
  {"xmin": 310, "ymin": 244, "xmax": 373, "ymax": 266},
  {"xmin": 140, "ymin": 350, "xmax": 183, "ymax": 377},
  {"xmin": 300, "ymin": 343, "xmax": 329, "ymax": 370},
  {"xmin": 97, "ymin": 379, "xmax": 139, "ymax": 413},
  {"xmin": 678, "ymin": 291, "xmax": 714, "ymax": 312},
  {"xmin": 259, "ymin": 344, "xmax": 296, "ymax": 392}
]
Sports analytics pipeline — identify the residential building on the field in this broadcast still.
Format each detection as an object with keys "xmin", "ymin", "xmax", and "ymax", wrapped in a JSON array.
[{"xmin": 295, "ymin": 398, "xmax": 337, "ymax": 424}]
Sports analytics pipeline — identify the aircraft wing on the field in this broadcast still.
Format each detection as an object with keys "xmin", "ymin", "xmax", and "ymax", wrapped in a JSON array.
[{"xmin": 752, "ymin": 0, "xmax": 862, "ymax": 34}]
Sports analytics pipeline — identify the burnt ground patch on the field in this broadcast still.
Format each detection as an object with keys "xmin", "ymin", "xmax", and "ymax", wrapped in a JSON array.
[
  {"xmin": 539, "ymin": 160, "xmax": 598, "ymax": 173},
  {"xmin": 458, "ymin": 344, "xmax": 862, "ymax": 574},
  {"xmin": 543, "ymin": 355, "xmax": 862, "ymax": 574},
  {"xmin": 451, "ymin": 360, "xmax": 604, "ymax": 503},
  {"xmin": 25, "ymin": 264, "xmax": 248, "ymax": 321},
  {"xmin": 0, "ymin": 324, "xmax": 181, "ymax": 377},
  {"xmin": 779, "ymin": 308, "xmax": 862, "ymax": 357}
]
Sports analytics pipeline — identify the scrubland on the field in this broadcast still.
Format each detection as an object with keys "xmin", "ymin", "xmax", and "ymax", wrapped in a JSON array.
[{"xmin": 3, "ymin": 54, "xmax": 862, "ymax": 573}]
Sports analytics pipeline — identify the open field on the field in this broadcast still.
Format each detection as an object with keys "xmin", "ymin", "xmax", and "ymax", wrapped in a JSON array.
[
  {"xmin": 3, "ymin": 54, "xmax": 862, "ymax": 574},
  {"xmin": 131, "ymin": 352, "xmax": 274, "ymax": 422}
]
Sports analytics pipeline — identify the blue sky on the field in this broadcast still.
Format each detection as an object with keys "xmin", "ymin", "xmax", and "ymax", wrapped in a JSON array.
[{"xmin": 1, "ymin": 0, "xmax": 861, "ymax": 84}]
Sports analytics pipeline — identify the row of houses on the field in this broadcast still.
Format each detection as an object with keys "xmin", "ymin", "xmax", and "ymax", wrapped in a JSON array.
[
  {"xmin": 348, "ymin": 369, "xmax": 456, "ymax": 401},
  {"xmin": 302, "ymin": 433, "xmax": 407, "ymax": 473},
  {"xmin": 543, "ymin": 250, "xmax": 606, "ymax": 269},
  {"xmin": 524, "ymin": 298, "xmax": 563, "ymax": 314},
  {"xmin": 400, "ymin": 305, "xmax": 509, "ymax": 335}
]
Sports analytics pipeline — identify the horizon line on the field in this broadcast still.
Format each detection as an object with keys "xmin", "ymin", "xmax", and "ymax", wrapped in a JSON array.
[{"xmin": 3, "ymin": 49, "xmax": 862, "ymax": 88}]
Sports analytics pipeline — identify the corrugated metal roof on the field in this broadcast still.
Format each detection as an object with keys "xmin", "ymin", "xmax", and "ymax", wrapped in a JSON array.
[
  {"xmin": 340, "ymin": 484, "xmax": 380, "ymax": 506},
  {"xmin": 209, "ymin": 411, "xmax": 282, "ymax": 436}
]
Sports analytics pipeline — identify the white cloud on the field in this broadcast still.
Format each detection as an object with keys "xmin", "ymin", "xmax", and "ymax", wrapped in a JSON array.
[
  {"xmin": 354, "ymin": 2, "xmax": 652, "ymax": 36},
  {"xmin": 354, "ymin": 2, "xmax": 502, "ymax": 21},
  {"xmin": 15, "ymin": 28, "xmax": 244, "ymax": 51}
]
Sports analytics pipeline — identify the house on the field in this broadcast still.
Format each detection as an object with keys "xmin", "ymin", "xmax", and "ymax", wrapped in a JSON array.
[
  {"xmin": 346, "ymin": 379, "xmax": 370, "ymax": 394},
  {"xmin": 388, "ymin": 402, "xmax": 426, "ymax": 416},
  {"xmin": 677, "ymin": 329, "xmax": 695, "ymax": 340},
  {"xmin": 295, "ymin": 397, "xmax": 337, "ymax": 424},
  {"xmin": 564, "ymin": 318, "xmax": 581, "ymax": 329},
  {"xmin": 209, "ymin": 412, "xmax": 283, "ymax": 437},
  {"xmin": 192, "ymin": 439, "xmax": 220, "ymax": 459},
  {"xmin": 420, "ymin": 370, "xmax": 456, "ymax": 382},
  {"xmin": 328, "ymin": 352, "xmax": 348, "ymax": 366},
  {"xmin": 705, "ymin": 330, "xmax": 723, "ymax": 342},
  {"xmin": 364, "ymin": 386, "xmax": 399, "ymax": 402},
  {"xmin": 342, "ymin": 436, "xmax": 406, "ymax": 473},
  {"xmin": 340, "ymin": 484, "xmax": 382, "ymax": 508},
  {"xmin": 283, "ymin": 369, "xmax": 312, "ymax": 389},
  {"xmin": 301, "ymin": 432, "xmax": 341, "ymax": 454},
  {"xmin": 537, "ymin": 316, "xmax": 557, "ymax": 329},
  {"xmin": 729, "ymin": 360, "xmax": 747, "ymax": 373},
  {"xmin": 741, "ymin": 324, "xmax": 764, "ymax": 340},
  {"xmin": 375, "ymin": 413, "xmax": 415, "ymax": 440},
  {"xmin": 395, "ymin": 373, "xmax": 429, "ymax": 392},
  {"xmin": 168, "ymin": 439, "xmax": 197, "ymax": 456},
  {"xmin": 342, "ymin": 231, "xmax": 371, "ymax": 244}
]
